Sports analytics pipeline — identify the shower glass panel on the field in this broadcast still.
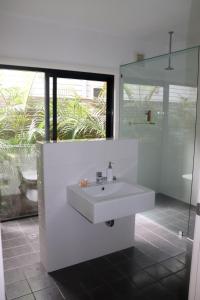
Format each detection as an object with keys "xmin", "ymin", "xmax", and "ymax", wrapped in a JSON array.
[{"xmin": 120, "ymin": 47, "xmax": 199, "ymax": 238}]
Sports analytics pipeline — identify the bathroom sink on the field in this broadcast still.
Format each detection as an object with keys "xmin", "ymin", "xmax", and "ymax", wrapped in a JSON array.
[
  {"xmin": 80, "ymin": 182, "xmax": 145, "ymax": 200},
  {"xmin": 67, "ymin": 181, "xmax": 155, "ymax": 223}
]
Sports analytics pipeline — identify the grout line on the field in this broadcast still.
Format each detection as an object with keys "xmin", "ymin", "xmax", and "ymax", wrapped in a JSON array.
[
  {"xmin": 135, "ymin": 234, "xmax": 188, "ymax": 266},
  {"xmin": 3, "ymin": 252, "xmax": 40, "ymax": 271},
  {"xmin": 53, "ymin": 281, "xmax": 68, "ymax": 299},
  {"xmin": 2, "ymin": 242, "xmax": 30, "ymax": 250},
  {"xmin": 137, "ymin": 214, "xmax": 188, "ymax": 240},
  {"xmin": 137, "ymin": 223, "xmax": 186, "ymax": 251},
  {"xmin": 3, "ymin": 250, "xmax": 37, "ymax": 261},
  {"xmin": 2, "ymin": 243, "xmax": 29, "ymax": 251},
  {"xmin": 135, "ymin": 233, "xmax": 161, "ymax": 251}
]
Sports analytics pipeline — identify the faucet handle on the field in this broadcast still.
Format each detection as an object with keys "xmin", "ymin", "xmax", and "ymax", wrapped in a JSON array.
[
  {"xmin": 96, "ymin": 171, "xmax": 102, "ymax": 178},
  {"xmin": 96, "ymin": 171, "xmax": 103, "ymax": 183}
]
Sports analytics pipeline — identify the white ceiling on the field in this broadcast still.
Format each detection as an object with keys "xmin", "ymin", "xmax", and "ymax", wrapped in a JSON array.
[
  {"xmin": 0, "ymin": 0, "xmax": 200, "ymax": 67},
  {"xmin": 1, "ymin": 0, "xmax": 199, "ymax": 41}
]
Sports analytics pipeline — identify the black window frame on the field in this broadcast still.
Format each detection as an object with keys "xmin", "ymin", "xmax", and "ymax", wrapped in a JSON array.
[{"xmin": 0, "ymin": 64, "xmax": 114, "ymax": 141}]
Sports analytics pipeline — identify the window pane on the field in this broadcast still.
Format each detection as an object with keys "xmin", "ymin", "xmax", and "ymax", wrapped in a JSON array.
[{"xmin": 56, "ymin": 78, "xmax": 107, "ymax": 140}]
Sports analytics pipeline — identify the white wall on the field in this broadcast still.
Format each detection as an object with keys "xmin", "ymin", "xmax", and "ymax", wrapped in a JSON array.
[
  {"xmin": 38, "ymin": 139, "xmax": 138, "ymax": 272},
  {"xmin": 119, "ymin": 123, "xmax": 162, "ymax": 192}
]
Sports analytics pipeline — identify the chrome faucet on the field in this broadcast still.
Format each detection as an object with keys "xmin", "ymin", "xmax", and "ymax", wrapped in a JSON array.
[
  {"xmin": 96, "ymin": 171, "xmax": 107, "ymax": 184},
  {"xmin": 96, "ymin": 171, "xmax": 102, "ymax": 184},
  {"xmin": 96, "ymin": 171, "xmax": 116, "ymax": 184}
]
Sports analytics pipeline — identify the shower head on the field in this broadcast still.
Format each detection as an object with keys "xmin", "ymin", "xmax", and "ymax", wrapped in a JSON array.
[
  {"xmin": 165, "ymin": 66, "xmax": 174, "ymax": 71},
  {"xmin": 165, "ymin": 31, "xmax": 174, "ymax": 71}
]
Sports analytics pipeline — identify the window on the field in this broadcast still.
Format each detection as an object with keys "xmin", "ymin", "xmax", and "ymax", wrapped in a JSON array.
[
  {"xmin": 0, "ymin": 65, "xmax": 114, "ymax": 220},
  {"xmin": 46, "ymin": 70, "xmax": 114, "ymax": 141}
]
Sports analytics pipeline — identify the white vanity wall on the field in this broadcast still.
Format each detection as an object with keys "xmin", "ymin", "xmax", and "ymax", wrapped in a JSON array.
[{"xmin": 38, "ymin": 139, "xmax": 138, "ymax": 272}]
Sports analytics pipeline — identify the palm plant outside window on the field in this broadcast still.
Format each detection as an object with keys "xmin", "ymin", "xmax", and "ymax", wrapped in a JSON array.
[{"xmin": 0, "ymin": 68, "xmax": 113, "ymax": 220}]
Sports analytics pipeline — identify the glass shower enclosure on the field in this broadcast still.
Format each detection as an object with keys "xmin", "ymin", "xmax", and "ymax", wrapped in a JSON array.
[{"xmin": 119, "ymin": 47, "xmax": 199, "ymax": 239}]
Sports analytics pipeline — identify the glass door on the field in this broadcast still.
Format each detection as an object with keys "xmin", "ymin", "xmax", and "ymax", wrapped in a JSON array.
[
  {"xmin": 162, "ymin": 83, "xmax": 197, "ymax": 239},
  {"xmin": 0, "ymin": 69, "xmax": 45, "ymax": 220}
]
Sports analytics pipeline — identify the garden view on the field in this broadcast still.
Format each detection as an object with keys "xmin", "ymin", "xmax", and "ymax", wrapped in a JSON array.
[{"xmin": 0, "ymin": 70, "xmax": 106, "ymax": 219}]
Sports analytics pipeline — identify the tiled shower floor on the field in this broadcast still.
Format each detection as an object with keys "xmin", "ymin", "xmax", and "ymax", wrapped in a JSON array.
[
  {"xmin": 141, "ymin": 193, "xmax": 196, "ymax": 239},
  {"xmin": 1, "ymin": 194, "xmax": 194, "ymax": 300}
]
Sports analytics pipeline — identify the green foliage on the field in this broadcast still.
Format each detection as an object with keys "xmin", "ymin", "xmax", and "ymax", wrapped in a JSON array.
[
  {"xmin": 0, "ymin": 87, "xmax": 45, "ymax": 145},
  {"xmin": 57, "ymin": 95, "xmax": 106, "ymax": 140},
  {"xmin": 0, "ymin": 80, "xmax": 106, "ymax": 146}
]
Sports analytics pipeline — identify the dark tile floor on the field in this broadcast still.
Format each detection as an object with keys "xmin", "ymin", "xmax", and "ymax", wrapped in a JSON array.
[
  {"xmin": 1, "ymin": 194, "xmax": 194, "ymax": 300},
  {"xmin": 141, "ymin": 193, "xmax": 196, "ymax": 239}
]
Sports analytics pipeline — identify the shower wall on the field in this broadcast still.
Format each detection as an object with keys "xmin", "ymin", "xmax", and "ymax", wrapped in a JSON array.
[
  {"xmin": 119, "ymin": 47, "xmax": 199, "ymax": 206},
  {"xmin": 120, "ymin": 83, "xmax": 163, "ymax": 192},
  {"xmin": 159, "ymin": 85, "xmax": 197, "ymax": 203}
]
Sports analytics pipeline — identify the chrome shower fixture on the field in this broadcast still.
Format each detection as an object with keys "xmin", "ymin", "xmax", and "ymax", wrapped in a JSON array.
[{"xmin": 165, "ymin": 31, "xmax": 174, "ymax": 70}]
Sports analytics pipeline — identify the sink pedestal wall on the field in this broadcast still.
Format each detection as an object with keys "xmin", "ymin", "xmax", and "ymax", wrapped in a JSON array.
[{"xmin": 38, "ymin": 139, "xmax": 138, "ymax": 272}]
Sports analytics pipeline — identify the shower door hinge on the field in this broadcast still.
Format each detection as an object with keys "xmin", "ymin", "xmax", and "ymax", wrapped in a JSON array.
[
  {"xmin": 120, "ymin": 74, "xmax": 123, "ymax": 78},
  {"xmin": 196, "ymin": 203, "xmax": 200, "ymax": 216}
]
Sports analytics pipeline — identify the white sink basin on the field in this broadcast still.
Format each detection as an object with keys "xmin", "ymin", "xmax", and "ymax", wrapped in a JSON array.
[
  {"xmin": 67, "ymin": 181, "xmax": 155, "ymax": 224},
  {"xmin": 81, "ymin": 182, "xmax": 145, "ymax": 200}
]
